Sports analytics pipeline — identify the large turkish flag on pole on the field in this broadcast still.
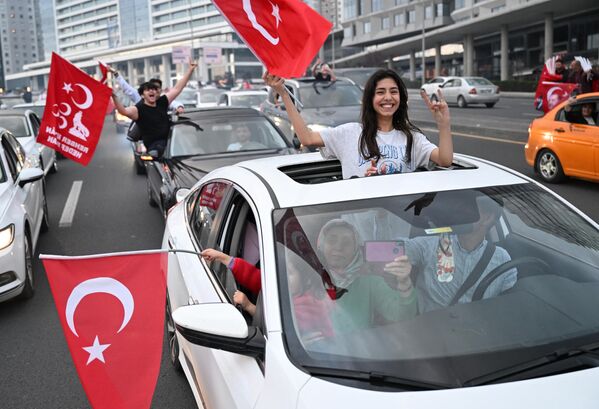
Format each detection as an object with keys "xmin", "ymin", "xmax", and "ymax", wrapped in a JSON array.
[
  {"xmin": 213, "ymin": 0, "xmax": 332, "ymax": 78},
  {"xmin": 38, "ymin": 53, "xmax": 112, "ymax": 165},
  {"xmin": 41, "ymin": 250, "xmax": 168, "ymax": 409}
]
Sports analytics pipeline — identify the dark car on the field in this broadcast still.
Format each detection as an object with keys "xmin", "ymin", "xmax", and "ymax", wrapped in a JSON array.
[
  {"xmin": 144, "ymin": 107, "xmax": 296, "ymax": 217},
  {"xmin": 334, "ymin": 67, "xmax": 380, "ymax": 89},
  {"xmin": 260, "ymin": 78, "xmax": 363, "ymax": 145}
]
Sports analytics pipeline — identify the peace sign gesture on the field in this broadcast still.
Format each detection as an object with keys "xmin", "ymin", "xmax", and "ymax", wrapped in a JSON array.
[{"xmin": 420, "ymin": 89, "xmax": 450, "ymax": 127}]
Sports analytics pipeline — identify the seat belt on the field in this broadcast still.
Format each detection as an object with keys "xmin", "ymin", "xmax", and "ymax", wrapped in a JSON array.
[{"xmin": 449, "ymin": 242, "xmax": 496, "ymax": 306}]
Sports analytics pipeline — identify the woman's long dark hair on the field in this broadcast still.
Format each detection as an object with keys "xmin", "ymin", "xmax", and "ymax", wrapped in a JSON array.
[{"xmin": 359, "ymin": 69, "xmax": 421, "ymax": 164}]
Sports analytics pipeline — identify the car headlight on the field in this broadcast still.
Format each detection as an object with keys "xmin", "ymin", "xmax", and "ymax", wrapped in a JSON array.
[
  {"xmin": 0, "ymin": 224, "xmax": 15, "ymax": 250},
  {"xmin": 307, "ymin": 124, "xmax": 330, "ymax": 133},
  {"xmin": 24, "ymin": 154, "xmax": 41, "ymax": 169}
]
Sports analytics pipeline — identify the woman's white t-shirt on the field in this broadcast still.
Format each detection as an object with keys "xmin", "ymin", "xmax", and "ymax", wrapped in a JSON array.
[{"xmin": 319, "ymin": 122, "xmax": 437, "ymax": 179}]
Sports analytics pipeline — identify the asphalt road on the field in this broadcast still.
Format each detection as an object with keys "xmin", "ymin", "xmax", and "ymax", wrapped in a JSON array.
[
  {"xmin": 0, "ymin": 104, "xmax": 597, "ymax": 409},
  {"xmin": 407, "ymin": 89, "xmax": 540, "ymax": 140},
  {"xmin": 0, "ymin": 119, "xmax": 196, "ymax": 408}
]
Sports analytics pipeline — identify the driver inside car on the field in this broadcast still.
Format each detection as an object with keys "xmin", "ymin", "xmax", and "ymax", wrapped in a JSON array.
[{"xmin": 384, "ymin": 195, "xmax": 517, "ymax": 313}]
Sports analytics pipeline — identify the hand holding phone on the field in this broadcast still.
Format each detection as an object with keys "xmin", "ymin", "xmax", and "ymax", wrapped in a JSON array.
[{"xmin": 364, "ymin": 241, "xmax": 405, "ymax": 263}]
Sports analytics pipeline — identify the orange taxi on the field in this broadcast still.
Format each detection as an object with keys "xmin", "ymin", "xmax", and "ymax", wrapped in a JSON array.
[{"xmin": 525, "ymin": 92, "xmax": 599, "ymax": 183}]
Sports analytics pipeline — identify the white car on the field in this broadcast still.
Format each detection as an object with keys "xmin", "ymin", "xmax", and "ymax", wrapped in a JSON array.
[
  {"xmin": 217, "ymin": 90, "xmax": 268, "ymax": 110},
  {"xmin": 420, "ymin": 76, "xmax": 456, "ymax": 99},
  {"xmin": 0, "ymin": 109, "xmax": 57, "ymax": 175},
  {"xmin": 196, "ymin": 87, "xmax": 226, "ymax": 108},
  {"xmin": 164, "ymin": 152, "xmax": 599, "ymax": 408},
  {"xmin": 0, "ymin": 128, "xmax": 48, "ymax": 303}
]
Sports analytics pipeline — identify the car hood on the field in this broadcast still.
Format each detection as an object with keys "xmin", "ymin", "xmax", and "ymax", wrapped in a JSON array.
[
  {"xmin": 300, "ymin": 105, "xmax": 361, "ymax": 127},
  {"xmin": 297, "ymin": 367, "xmax": 599, "ymax": 408},
  {"xmin": 169, "ymin": 149, "xmax": 295, "ymax": 189}
]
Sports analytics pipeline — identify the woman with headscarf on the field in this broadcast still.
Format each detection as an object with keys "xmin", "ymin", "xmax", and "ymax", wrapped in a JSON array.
[{"xmin": 316, "ymin": 219, "xmax": 417, "ymax": 333}]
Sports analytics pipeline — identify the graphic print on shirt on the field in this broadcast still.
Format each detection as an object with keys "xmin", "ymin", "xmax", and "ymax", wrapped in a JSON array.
[{"xmin": 358, "ymin": 143, "xmax": 407, "ymax": 174}]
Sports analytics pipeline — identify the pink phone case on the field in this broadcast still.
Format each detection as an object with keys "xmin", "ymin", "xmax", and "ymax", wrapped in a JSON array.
[{"xmin": 364, "ymin": 241, "xmax": 405, "ymax": 263}]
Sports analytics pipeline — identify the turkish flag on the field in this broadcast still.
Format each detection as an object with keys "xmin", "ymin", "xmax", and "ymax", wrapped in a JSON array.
[
  {"xmin": 38, "ymin": 53, "xmax": 112, "ymax": 166},
  {"xmin": 41, "ymin": 251, "xmax": 168, "ymax": 409},
  {"xmin": 98, "ymin": 61, "xmax": 109, "ymax": 84},
  {"xmin": 213, "ymin": 0, "xmax": 332, "ymax": 78}
]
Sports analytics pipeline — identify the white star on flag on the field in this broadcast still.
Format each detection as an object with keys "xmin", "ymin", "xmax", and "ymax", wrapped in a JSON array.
[
  {"xmin": 270, "ymin": 2, "xmax": 282, "ymax": 29},
  {"xmin": 62, "ymin": 83, "xmax": 73, "ymax": 94},
  {"xmin": 82, "ymin": 335, "xmax": 111, "ymax": 365}
]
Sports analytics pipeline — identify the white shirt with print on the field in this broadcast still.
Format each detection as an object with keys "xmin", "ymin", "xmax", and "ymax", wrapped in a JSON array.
[{"xmin": 319, "ymin": 122, "xmax": 437, "ymax": 179}]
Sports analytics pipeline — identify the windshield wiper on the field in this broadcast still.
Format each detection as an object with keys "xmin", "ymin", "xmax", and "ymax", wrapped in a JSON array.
[
  {"xmin": 173, "ymin": 120, "xmax": 203, "ymax": 131},
  {"xmin": 303, "ymin": 365, "xmax": 451, "ymax": 391},
  {"xmin": 464, "ymin": 342, "xmax": 599, "ymax": 386}
]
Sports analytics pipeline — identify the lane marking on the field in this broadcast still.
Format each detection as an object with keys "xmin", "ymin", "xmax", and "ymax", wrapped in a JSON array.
[
  {"xmin": 522, "ymin": 113, "xmax": 540, "ymax": 117},
  {"xmin": 421, "ymin": 128, "xmax": 526, "ymax": 146},
  {"xmin": 59, "ymin": 181, "xmax": 83, "ymax": 228}
]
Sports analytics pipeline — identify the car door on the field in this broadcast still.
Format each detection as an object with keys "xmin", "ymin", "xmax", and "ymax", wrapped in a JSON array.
[
  {"xmin": 553, "ymin": 101, "xmax": 598, "ymax": 178},
  {"xmin": 441, "ymin": 79, "xmax": 459, "ymax": 103},
  {"xmin": 185, "ymin": 182, "xmax": 264, "ymax": 409}
]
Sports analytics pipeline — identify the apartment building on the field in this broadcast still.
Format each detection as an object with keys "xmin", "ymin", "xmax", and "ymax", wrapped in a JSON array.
[{"xmin": 0, "ymin": 0, "xmax": 40, "ymax": 89}]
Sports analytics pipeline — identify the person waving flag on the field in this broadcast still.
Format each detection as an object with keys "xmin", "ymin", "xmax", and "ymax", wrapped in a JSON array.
[{"xmin": 213, "ymin": 0, "xmax": 332, "ymax": 78}]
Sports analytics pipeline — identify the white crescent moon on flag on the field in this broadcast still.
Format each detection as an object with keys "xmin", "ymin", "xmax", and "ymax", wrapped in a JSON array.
[
  {"xmin": 242, "ymin": 0, "xmax": 280, "ymax": 45},
  {"xmin": 65, "ymin": 277, "xmax": 134, "ymax": 337},
  {"xmin": 71, "ymin": 83, "xmax": 93, "ymax": 110},
  {"xmin": 58, "ymin": 116, "xmax": 67, "ymax": 129}
]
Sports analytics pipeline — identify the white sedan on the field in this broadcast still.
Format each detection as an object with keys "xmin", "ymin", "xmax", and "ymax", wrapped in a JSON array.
[
  {"xmin": 164, "ymin": 152, "xmax": 599, "ymax": 408},
  {"xmin": 0, "ymin": 109, "xmax": 57, "ymax": 175},
  {"xmin": 0, "ymin": 128, "xmax": 48, "ymax": 302}
]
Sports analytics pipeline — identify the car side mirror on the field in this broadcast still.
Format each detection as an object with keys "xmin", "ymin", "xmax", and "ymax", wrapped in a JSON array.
[
  {"xmin": 173, "ymin": 303, "xmax": 265, "ymax": 359},
  {"xmin": 175, "ymin": 188, "xmax": 190, "ymax": 203},
  {"xmin": 18, "ymin": 167, "xmax": 44, "ymax": 187}
]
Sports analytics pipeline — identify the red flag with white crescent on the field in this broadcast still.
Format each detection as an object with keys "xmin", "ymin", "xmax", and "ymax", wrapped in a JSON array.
[
  {"xmin": 213, "ymin": 0, "xmax": 332, "ymax": 78},
  {"xmin": 535, "ymin": 81, "xmax": 579, "ymax": 113},
  {"xmin": 41, "ymin": 251, "xmax": 167, "ymax": 409},
  {"xmin": 37, "ymin": 53, "xmax": 112, "ymax": 165}
]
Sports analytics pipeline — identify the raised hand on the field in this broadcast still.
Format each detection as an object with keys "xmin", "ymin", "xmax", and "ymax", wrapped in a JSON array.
[
  {"xmin": 421, "ymin": 89, "xmax": 450, "ymax": 126},
  {"xmin": 262, "ymin": 71, "xmax": 286, "ymax": 94},
  {"xmin": 364, "ymin": 159, "xmax": 378, "ymax": 177}
]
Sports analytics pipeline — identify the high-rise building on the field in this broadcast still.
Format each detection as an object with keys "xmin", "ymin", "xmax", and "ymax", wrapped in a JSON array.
[
  {"xmin": 0, "ymin": 0, "xmax": 40, "ymax": 89},
  {"xmin": 8, "ymin": 0, "xmax": 260, "ymax": 91}
]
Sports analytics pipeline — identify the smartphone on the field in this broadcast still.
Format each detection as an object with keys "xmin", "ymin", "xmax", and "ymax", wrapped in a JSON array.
[{"xmin": 363, "ymin": 241, "xmax": 405, "ymax": 263}]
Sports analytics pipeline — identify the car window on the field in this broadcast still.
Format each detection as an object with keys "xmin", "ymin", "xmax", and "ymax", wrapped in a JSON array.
[
  {"xmin": 211, "ymin": 192, "xmax": 262, "ymax": 325},
  {"xmin": 190, "ymin": 181, "xmax": 231, "ymax": 249},
  {"xmin": 170, "ymin": 116, "xmax": 288, "ymax": 157},
  {"xmin": 0, "ymin": 115, "xmax": 30, "ymax": 137},
  {"xmin": 298, "ymin": 82, "xmax": 362, "ymax": 109},
  {"xmin": 29, "ymin": 113, "xmax": 40, "ymax": 136},
  {"xmin": 199, "ymin": 89, "xmax": 223, "ymax": 103},
  {"xmin": 230, "ymin": 94, "xmax": 267, "ymax": 108},
  {"xmin": 466, "ymin": 77, "xmax": 493, "ymax": 86},
  {"xmin": 1, "ymin": 135, "xmax": 20, "ymax": 180},
  {"xmin": 444, "ymin": 80, "xmax": 455, "ymax": 87},
  {"xmin": 561, "ymin": 100, "xmax": 599, "ymax": 126},
  {"xmin": 273, "ymin": 183, "xmax": 599, "ymax": 388},
  {"xmin": 454, "ymin": 79, "xmax": 462, "ymax": 87}
]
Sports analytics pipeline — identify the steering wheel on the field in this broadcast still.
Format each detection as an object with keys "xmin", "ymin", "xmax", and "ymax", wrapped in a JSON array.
[{"xmin": 471, "ymin": 257, "xmax": 551, "ymax": 301}]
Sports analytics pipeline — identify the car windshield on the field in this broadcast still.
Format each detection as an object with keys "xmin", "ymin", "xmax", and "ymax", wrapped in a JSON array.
[
  {"xmin": 169, "ymin": 116, "xmax": 288, "ymax": 157},
  {"xmin": 12, "ymin": 105, "xmax": 46, "ymax": 119},
  {"xmin": 199, "ymin": 89, "xmax": 223, "ymax": 103},
  {"xmin": 339, "ymin": 70, "xmax": 376, "ymax": 88},
  {"xmin": 466, "ymin": 77, "xmax": 494, "ymax": 86},
  {"xmin": 298, "ymin": 82, "xmax": 362, "ymax": 109},
  {"xmin": 273, "ymin": 183, "xmax": 599, "ymax": 387},
  {"xmin": 0, "ymin": 116, "xmax": 30, "ymax": 137},
  {"xmin": 180, "ymin": 89, "xmax": 197, "ymax": 101},
  {"xmin": 230, "ymin": 94, "xmax": 267, "ymax": 107}
]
